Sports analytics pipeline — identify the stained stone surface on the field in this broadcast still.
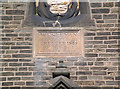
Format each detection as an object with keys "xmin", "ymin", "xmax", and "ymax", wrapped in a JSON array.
[{"xmin": 33, "ymin": 27, "xmax": 84, "ymax": 57}]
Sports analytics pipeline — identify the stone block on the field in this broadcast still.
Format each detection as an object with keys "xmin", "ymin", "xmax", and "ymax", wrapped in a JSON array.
[
  {"xmin": 11, "ymin": 46, "xmax": 32, "ymax": 49},
  {"xmin": 76, "ymin": 71, "xmax": 92, "ymax": 75},
  {"xmin": 2, "ymin": 72, "xmax": 14, "ymax": 76},
  {"xmin": 92, "ymin": 15, "xmax": 102, "ymax": 19},
  {"xmin": 9, "ymin": 63, "xmax": 22, "ymax": 66},
  {"xmin": 94, "ymin": 37, "xmax": 107, "ymax": 40},
  {"xmin": 92, "ymin": 9, "xmax": 110, "ymax": 13},
  {"xmin": 103, "ymin": 14, "xmax": 117, "ymax": 19},
  {"xmin": 85, "ymin": 53, "xmax": 98, "ymax": 57},
  {"xmin": 16, "ymin": 72, "xmax": 32, "ymax": 76},
  {"xmin": 2, "ymin": 82, "xmax": 13, "ymax": 86},
  {"xmin": 103, "ymin": 2, "xmax": 114, "ymax": 7},
  {"xmin": 12, "ymin": 54, "xmax": 32, "ymax": 58},
  {"xmin": 6, "ymin": 10, "xmax": 24, "ymax": 15},
  {"xmin": 79, "ymin": 76, "xmax": 87, "ymax": 80},
  {"xmin": 8, "ymin": 77, "xmax": 21, "ymax": 81},
  {"xmin": 91, "ymin": 3, "xmax": 102, "ymax": 7},
  {"xmin": 104, "ymin": 40, "xmax": 117, "ymax": 44},
  {"xmin": 93, "ymin": 71, "xmax": 106, "ymax": 75},
  {"xmin": 2, "ymin": 16, "xmax": 12, "ymax": 20},
  {"xmin": 74, "ymin": 62, "xmax": 87, "ymax": 66},
  {"xmin": 15, "ymin": 82, "xmax": 25, "ymax": 85},
  {"xmin": 97, "ymin": 32, "xmax": 110, "ymax": 35},
  {"xmin": 5, "ymin": 68, "xmax": 17, "ymax": 71}
]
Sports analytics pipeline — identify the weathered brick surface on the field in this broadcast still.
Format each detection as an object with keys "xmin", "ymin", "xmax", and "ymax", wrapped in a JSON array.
[{"xmin": 1, "ymin": 1, "xmax": 119, "ymax": 88}]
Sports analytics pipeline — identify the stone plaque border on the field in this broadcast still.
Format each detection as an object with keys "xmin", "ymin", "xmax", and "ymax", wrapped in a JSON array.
[{"xmin": 33, "ymin": 27, "xmax": 84, "ymax": 58}]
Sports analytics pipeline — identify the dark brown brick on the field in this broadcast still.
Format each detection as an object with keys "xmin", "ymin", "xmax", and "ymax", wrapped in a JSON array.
[
  {"xmin": 85, "ymin": 54, "xmax": 98, "ymax": 57},
  {"xmin": 6, "ymin": 34, "xmax": 18, "ymax": 37},
  {"xmin": 74, "ymin": 62, "xmax": 87, "ymax": 66},
  {"xmin": 2, "ymin": 16, "xmax": 12, "ymax": 20},
  {"xmin": 9, "ymin": 63, "xmax": 22, "ymax": 66},
  {"xmin": 2, "ymin": 82, "xmax": 13, "ymax": 86},
  {"xmin": 12, "ymin": 54, "xmax": 32, "ymax": 58},
  {"xmin": 15, "ymin": 82, "xmax": 25, "ymax": 85},
  {"xmin": 109, "ymin": 36, "xmax": 120, "ymax": 39},
  {"xmin": 85, "ymin": 33, "xmax": 95, "ymax": 36},
  {"xmin": 91, "ymin": 3, "xmax": 102, "ymax": 7},
  {"xmin": 92, "ymin": 9, "xmax": 110, "ymax": 13},
  {"xmin": 103, "ymin": 2, "xmax": 114, "ymax": 7},
  {"xmin": 103, "ymin": 14, "xmax": 117, "ymax": 19},
  {"xmin": 19, "ymin": 67, "xmax": 27, "ymax": 71},
  {"xmin": 92, "ymin": 15, "xmax": 102, "ymax": 19},
  {"xmin": 2, "ymin": 72, "xmax": 14, "ymax": 76},
  {"xmin": 79, "ymin": 76, "xmax": 87, "ymax": 80},
  {"xmin": 94, "ymin": 37, "xmax": 107, "ymax": 40},
  {"xmin": 104, "ymin": 40, "xmax": 117, "ymax": 44},
  {"xmin": 11, "ymin": 46, "xmax": 32, "ymax": 49},
  {"xmin": 16, "ymin": 72, "xmax": 32, "ymax": 76},
  {"xmin": 97, "ymin": 32, "xmax": 110, "ymax": 35},
  {"xmin": 2, "ymin": 59, "xmax": 18, "ymax": 62},
  {"xmin": 106, "ymin": 49, "xmax": 120, "ymax": 52},
  {"xmin": 6, "ymin": 10, "xmax": 24, "ymax": 15},
  {"xmin": 93, "ymin": 71, "xmax": 106, "ymax": 75},
  {"xmin": 76, "ymin": 71, "xmax": 92, "ymax": 75},
  {"xmin": 14, "ymin": 16, "xmax": 24, "ymax": 20},
  {"xmin": 8, "ymin": 77, "xmax": 21, "ymax": 81},
  {"xmin": 5, "ymin": 68, "xmax": 17, "ymax": 71},
  {"xmin": 26, "ymin": 82, "xmax": 34, "ymax": 86}
]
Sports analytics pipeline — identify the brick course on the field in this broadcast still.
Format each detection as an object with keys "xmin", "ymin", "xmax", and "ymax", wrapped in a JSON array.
[{"xmin": 1, "ymin": 1, "xmax": 120, "ymax": 88}]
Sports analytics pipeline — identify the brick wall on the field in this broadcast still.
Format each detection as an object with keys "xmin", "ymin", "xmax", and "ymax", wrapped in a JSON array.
[{"xmin": 0, "ymin": 1, "xmax": 120, "ymax": 88}]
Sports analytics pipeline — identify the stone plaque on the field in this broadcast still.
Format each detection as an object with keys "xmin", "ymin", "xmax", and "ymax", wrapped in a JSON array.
[{"xmin": 33, "ymin": 28, "xmax": 84, "ymax": 57}]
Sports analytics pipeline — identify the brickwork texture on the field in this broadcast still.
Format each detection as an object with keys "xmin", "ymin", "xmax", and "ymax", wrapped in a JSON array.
[{"xmin": 0, "ymin": 0, "xmax": 120, "ymax": 88}]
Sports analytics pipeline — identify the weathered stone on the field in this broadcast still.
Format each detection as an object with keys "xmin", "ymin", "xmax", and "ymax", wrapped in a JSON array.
[
  {"xmin": 2, "ymin": 72, "xmax": 14, "ymax": 76},
  {"xmin": 103, "ymin": 2, "xmax": 114, "ymax": 7},
  {"xmin": 11, "ymin": 46, "xmax": 32, "ymax": 49},
  {"xmin": 88, "ymin": 76, "xmax": 103, "ymax": 80},
  {"xmin": 2, "ymin": 82, "xmax": 13, "ymax": 86},
  {"xmin": 13, "ymin": 4, "xmax": 25, "ymax": 9},
  {"xmin": 2, "ymin": 16, "xmax": 12, "ymax": 20},
  {"xmin": 26, "ymin": 82, "xmax": 34, "ymax": 86},
  {"xmin": 6, "ymin": 10, "xmax": 24, "ymax": 15},
  {"xmin": 91, "ymin": 3, "xmax": 102, "ymax": 7},
  {"xmin": 104, "ymin": 40, "xmax": 117, "ymax": 44},
  {"xmin": 76, "ymin": 71, "xmax": 92, "ymax": 75},
  {"xmin": 92, "ymin": 9, "xmax": 110, "ymax": 13},
  {"xmin": 93, "ymin": 71, "xmax": 106, "ymax": 75},
  {"xmin": 85, "ymin": 33, "xmax": 95, "ymax": 36},
  {"xmin": 95, "ymin": 81, "xmax": 105, "ymax": 85},
  {"xmin": 19, "ymin": 67, "xmax": 27, "ymax": 71},
  {"xmin": 12, "ymin": 54, "xmax": 32, "ymax": 58},
  {"xmin": 14, "ymin": 16, "xmax": 24, "ymax": 20},
  {"xmin": 16, "ymin": 72, "xmax": 32, "ymax": 76},
  {"xmin": 94, "ymin": 37, "xmax": 107, "ymax": 40},
  {"xmin": 77, "ymin": 81, "xmax": 94, "ymax": 85},
  {"xmin": 74, "ymin": 62, "xmax": 87, "ymax": 66},
  {"xmin": 103, "ymin": 14, "xmax": 117, "ymax": 19},
  {"xmin": 79, "ymin": 76, "xmax": 87, "ymax": 80},
  {"xmin": 96, "ymin": 20, "xmax": 104, "ymax": 23},
  {"xmin": 8, "ymin": 77, "xmax": 21, "ymax": 81},
  {"xmin": 85, "ymin": 53, "xmax": 98, "ymax": 57},
  {"xmin": 97, "ymin": 32, "xmax": 110, "ymax": 35},
  {"xmin": 20, "ymin": 50, "xmax": 32, "ymax": 53},
  {"xmin": 23, "ymin": 63, "xmax": 34, "ymax": 66},
  {"xmin": 92, "ymin": 15, "xmax": 102, "ymax": 19},
  {"xmin": 95, "ymin": 62, "xmax": 104, "ymax": 66},
  {"xmin": 9, "ymin": 63, "xmax": 22, "ymax": 66},
  {"xmin": 5, "ymin": 68, "xmax": 17, "ymax": 71},
  {"xmin": 15, "ymin": 82, "xmax": 25, "ymax": 85}
]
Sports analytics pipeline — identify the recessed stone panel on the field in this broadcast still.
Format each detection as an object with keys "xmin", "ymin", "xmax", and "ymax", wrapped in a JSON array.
[{"xmin": 33, "ymin": 27, "xmax": 84, "ymax": 57}]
